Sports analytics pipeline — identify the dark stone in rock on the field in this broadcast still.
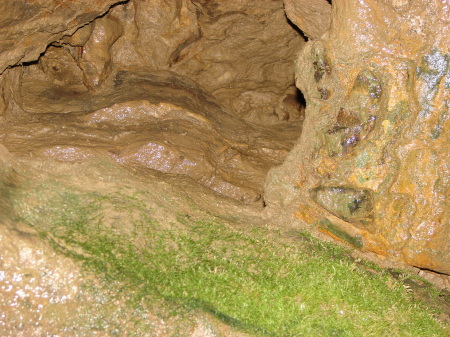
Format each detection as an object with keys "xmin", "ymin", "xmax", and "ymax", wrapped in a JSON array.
[
  {"xmin": 318, "ymin": 218, "xmax": 364, "ymax": 249},
  {"xmin": 310, "ymin": 186, "xmax": 373, "ymax": 223}
]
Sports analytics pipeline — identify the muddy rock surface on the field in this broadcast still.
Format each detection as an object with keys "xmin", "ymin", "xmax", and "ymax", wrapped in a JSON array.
[
  {"xmin": 0, "ymin": 2, "xmax": 304, "ymax": 333},
  {"xmin": 169, "ymin": 0, "xmax": 305, "ymax": 123},
  {"xmin": 2, "ymin": 66, "xmax": 301, "ymax": 203},
  {"xmin": 283, "ymin": 0, "xmax": 331, "ymax": 40},
  {"xmin": 0, "ymin": 0, "xmax": 119, "ymax": 74},
  {"xmin": 0, "ymin": 0, "xmax": 305, "ymax": 203},
  {"xmin": 0, "ymin": 0, "xmax": 449, "ymax": 335},
  {"xmin": 265, "ymin": 0, "xmax": 450, "ymax": 274}
]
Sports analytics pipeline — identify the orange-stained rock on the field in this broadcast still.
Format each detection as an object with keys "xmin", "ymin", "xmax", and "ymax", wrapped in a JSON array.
[{"xmin": 266, "ymin": 0, "xmax": 450, "ymax": 274}]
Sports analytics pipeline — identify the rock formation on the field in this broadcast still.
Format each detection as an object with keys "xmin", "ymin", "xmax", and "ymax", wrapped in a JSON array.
[
  {"xmin": 0, "ymin": 0, "xmax": 120, "ymax": 74},
  {"xmin": 0, "ymin": 3, "xmax": 448, "ymax": 335},
  {"xmin": 0, "ymin": 0, "xmax": 305, "ymax": 203},
  {"xmin": 266, "ymin": 0, "xmax": 449, "ymax": 274}
]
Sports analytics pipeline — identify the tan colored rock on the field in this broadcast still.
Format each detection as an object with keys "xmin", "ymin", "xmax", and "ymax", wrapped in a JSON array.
[
  {"xmin": 0, "ymin": 150, "xmax": 260, "ymax": 335},
  {"xmin": 3, "ymin": 0, "xmax": 304, "ymax": 123},
  {"xmin": 132, "ymin": 0, "xmax": 200, "ymax": 69},
  {"xmin": 0, "ymin": 0, "xmax": 121, "ymax": 74},
  {"xmin": 88, "ymin": 0, "xmax": 305, "ymax": 123},
  {"xmin": 266, "ymin": 0, "xmax": 450, "ymax": 274},
  {"xmin": 102, "ymin": 0, "xmax": 201, "ymax": 71},
  {"xmin": 63, "ymin": 24, "xmax": 94, "ymax": 47},
  {"xmin": 0, "ymin": 219, "xmax": 84, "ymax": 336},
  {"xmin": 2, "ymin": 66, "xmax": 298, "ymax": 203},
  {"xmin": 0, "ymin": 0, "xmax": 305, "ymax": 204},
  {"xmin": 79, "ymin": 15, "xmax": 124, "ymax": 89},
  {"xmin": 283, "ymin": 0, "xmax": 332, "ymax": 40},
  {"xmin": 171, "ymin": 0, "xmax": 305, "ymax": 123},
  {"xmin": 0, "ymin": 91, "xmax": 5, "ymax": 118},
  {"xmin": 39, "ymin": 46, "xmax": 86, "ymax": 89}
]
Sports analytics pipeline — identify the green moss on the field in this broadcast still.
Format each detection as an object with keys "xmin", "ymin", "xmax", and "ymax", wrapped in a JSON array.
[{"xmin": 13, "ymin": 184, "xmax": 450, "ymax": 337}]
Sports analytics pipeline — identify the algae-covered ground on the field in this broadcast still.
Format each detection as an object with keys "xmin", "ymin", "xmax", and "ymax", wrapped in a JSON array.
[{"xmin": 3, "ymin": 156, "xmax": 450, "ymax": 336}]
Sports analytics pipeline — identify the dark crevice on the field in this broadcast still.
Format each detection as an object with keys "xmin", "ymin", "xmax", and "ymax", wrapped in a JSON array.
[
  {"xmin": 417, "ymin": 268, "xmax": 450, "ymax": 277},
  {"xmin": 295, "ymin": 88, "xmax": 307, "ymax": 108},
  {"xmin": 286, "ymin": 16, "xmax": 308, "ymax": 42}
]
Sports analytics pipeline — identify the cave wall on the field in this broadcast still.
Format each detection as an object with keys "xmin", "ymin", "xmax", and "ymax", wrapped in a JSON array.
[
  {"xmin": 1, "ymin": 0, "xmax": 303, "ymax": 121},
  {"xmin": 0, "ymin": 0, "xmax": 305, "ymax": 204},
  {"xmin": 0, "ymin": 0, "xmax": 120, "ymax": 74},
  {"xmin": 0, "ymin": 0, "xmax": 448, "ymax": 274},
  {"xmin": 0, "ymin": 0, "xmax": 304, "ymax": 122},
  {"xmin": 109, "ymin": 0, "xmax": 305, "ymax": 123},
  {"xmin": 266, "ymin": 0, "xmax": 449, "ymax": 274}
]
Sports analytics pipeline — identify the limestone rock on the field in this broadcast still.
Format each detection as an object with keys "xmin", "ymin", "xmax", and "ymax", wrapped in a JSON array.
[
  {"xmin": 2, "ymin": 68, "xmax": 298, "ymax": 203},
  {"xmin": 39, "ymin": 46, "xmax": 86, "ymax": 89},
  {"xmin": 100, "ymin": 0, "xmax": 305, "ymax": 123},
  {"xmin": 0, "ymin": 0, "xmax": 447, "ymax": 276},
  {"xmin": 0, "ymin": 219, "xmax": 86, "ymax": 336},
  {"xmin": 266, "ymin": 0, "xmax": 450, "ymax": 274},
  {"xmin": 2, "ymin": 0, "xmax": 305, "ymax": 122},
  {"xmin": 0, "ymin": 0, "xmax": 305, "ymax": 204},
  {"xmin": 0, "ymin": 152, "xmax": 260, "ymax": 335},
  {"xmin": 0, "ymin": 0, "xmax": 120, "ymax": 74},
  {"xmin": 283, "ymin": 0, "xmax": 332, "ymax": 40},
  {"xmin": 169, "ymin": 0, "xmax": 305, "ymax": 123},
  {"xmin": 107, "ymin": 0, "xmax": 201, "ymax": 71},
  {"xmin": 79, "ymin": 14, "xmax": 124, "ymax": 89}
]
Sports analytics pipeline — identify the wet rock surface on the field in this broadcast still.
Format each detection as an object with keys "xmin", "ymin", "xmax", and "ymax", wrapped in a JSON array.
[
  {"xmin": 265, "ymin": 0, "xmax": 450, "ymax": 274},
  {"xmin": 168, "ymin": 0, "xmax": 305, "ymax": 123},
  {"xmin": 283, "ymin": 0, "xmax": 331, "ymax": 40},
  {"xmin": 0, "ymin": 0, "xmax": 119, "ymax": 74},
  {"xmin": 2, "ymin": 67, "xmax": 301, "ymax": 203},
  {"xmin": 0, "ymin": 2, "xmax": 306, "ymax": 333},
  {"xmin": 0, "ymin": 0, "xmax": 449, "ymax": 334},
  {"xmin": 0, "ymin": 0, "xmax": 305, "ymax": 204}
]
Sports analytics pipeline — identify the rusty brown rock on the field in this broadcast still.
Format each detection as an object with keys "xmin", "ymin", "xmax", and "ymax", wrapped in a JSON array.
[
  {"xmin": 283, "ymin": 0, "xmax": 332, "ymax": 40},
  {"xmin": 0, "ymin": 0, "xmax": 121, "ymax": 74},
  {"xmin": 266, "ymin": 0, "xmax": 450, "ymax": 274}
]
